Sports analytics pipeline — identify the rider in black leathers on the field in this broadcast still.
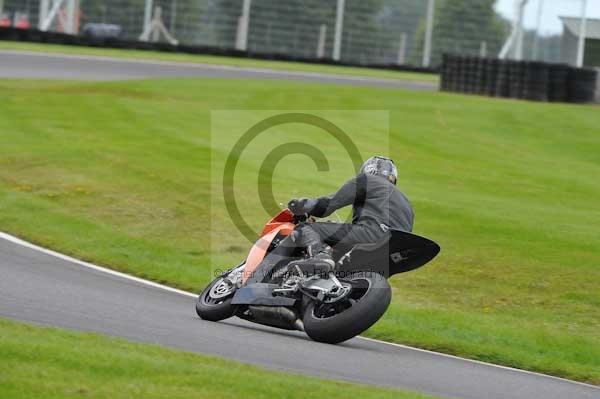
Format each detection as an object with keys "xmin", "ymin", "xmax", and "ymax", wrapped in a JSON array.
[
  {"xmin": 288, "ymin": 156, "xmax": 414, "ymax": 275},
  {"xmin": 246, "ymin": 156, "xmax": 414, "ymax": 282}
]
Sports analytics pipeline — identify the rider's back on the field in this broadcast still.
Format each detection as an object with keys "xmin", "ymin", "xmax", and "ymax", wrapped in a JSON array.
[{"xmin": 353, "ymin": 174, "xmax": 414, "ymax": 233}]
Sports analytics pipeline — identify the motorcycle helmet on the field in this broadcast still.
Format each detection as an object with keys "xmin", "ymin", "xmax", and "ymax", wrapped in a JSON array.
[{"xmin": 360, "ymin": 156, "xmax": 398, "ymax": 185}]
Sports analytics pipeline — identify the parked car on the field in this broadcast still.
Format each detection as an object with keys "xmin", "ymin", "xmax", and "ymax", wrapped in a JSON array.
[
  {"xmin": 13, "ymin": 12, "xmax": 30, "ymax": 29},
  {"xmin": 0, "ymin": 12, "xmax": 12, "ymax": 27},
  {"xmin": 81, "ymin": 23, "xmax": 122, "ymax": 39}
]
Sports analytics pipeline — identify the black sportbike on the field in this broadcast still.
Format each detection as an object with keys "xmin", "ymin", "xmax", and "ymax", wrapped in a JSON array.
[{"xmin": 196, "ymin": 209, "xmax": 439, "ymax": 344}]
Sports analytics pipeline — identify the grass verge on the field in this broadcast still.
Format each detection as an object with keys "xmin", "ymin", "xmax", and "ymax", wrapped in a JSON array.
[
  {"xmin": 0, "ymin": 78, "xmax": 598, "ymax": 384},
  {"xmin": 0, "ymin": 40, "xmax": 438, "ymax": 83},
  {"xmin": 0, "ymin": 318, "xmax": 435, "ymax": 399}
]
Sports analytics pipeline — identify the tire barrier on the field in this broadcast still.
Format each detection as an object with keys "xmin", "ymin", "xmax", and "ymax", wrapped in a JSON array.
[
  {"xmin": 568, "ymin": 67, "xmax": 598, "ymax": 104},
  {"xmin": 0, "ymin": 27, "xmax": 438, "ymax": 76},
  {"xmin": 441, "ymin": 54, "xmax": 599, "ymax": 104}
]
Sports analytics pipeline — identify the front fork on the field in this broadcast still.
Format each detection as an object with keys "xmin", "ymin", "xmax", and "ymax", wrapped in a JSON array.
[{"xmin": 220, "ymin": 262, "xmax": 246, "ymax": 288}]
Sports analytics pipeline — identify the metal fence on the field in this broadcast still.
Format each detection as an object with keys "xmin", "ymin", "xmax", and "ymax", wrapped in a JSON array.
[{"xmin": 0, "ymin": 0, "xmax": 594, "ymax": 68}]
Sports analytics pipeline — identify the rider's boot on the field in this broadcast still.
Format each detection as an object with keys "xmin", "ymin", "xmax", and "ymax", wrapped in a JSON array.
[{"xmin": 290, "ymin": 244, "xmax": 335, "ymax": 277}]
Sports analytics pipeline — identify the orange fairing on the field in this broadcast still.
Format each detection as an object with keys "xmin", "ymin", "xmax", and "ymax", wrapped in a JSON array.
[
  {"xmin": 261, "ymin": 208, "xmax": 295, "ymax": 235},
  {"xmin": 242, "ymin": 209, "xmax": 295, "ymax": 284}
]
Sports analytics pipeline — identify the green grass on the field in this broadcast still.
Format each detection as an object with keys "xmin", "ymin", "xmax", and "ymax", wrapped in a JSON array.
[
  {"xmin": 0, "ymin": 40, "xmax": 438, "ymax": 83},
  {"xmin": 0, "ymin": 318, "xmax": 434, "ymax": 399},
  {"xmin": 0, "ymin": 78, "xmax": 598, "ymax": 384}
]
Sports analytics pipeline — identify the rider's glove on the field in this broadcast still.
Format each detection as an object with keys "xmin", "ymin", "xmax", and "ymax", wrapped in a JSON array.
[{"xmin": 288, "ymin": 198, "xmax": 309, "ymax": 216}]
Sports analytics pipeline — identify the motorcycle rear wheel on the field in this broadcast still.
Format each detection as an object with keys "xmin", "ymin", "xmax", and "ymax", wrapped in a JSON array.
[
  {"xmin": 196, "ymin": 277, "xmax": 236, "ymax": 321},
  {"xmin": 303, "ymin": 273, "xmax": 391, "ymax": 344}
]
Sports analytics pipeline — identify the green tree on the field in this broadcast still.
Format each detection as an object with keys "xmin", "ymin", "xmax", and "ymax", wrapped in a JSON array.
[
  {"xmin": 414, "ymin": 0, "xmax": 508, "ymax": 67},
  {"xmin": 209, "ymin": 0, "xmax": 386, "ymax": 62},
  {"xmin": 341, "ymin": 0, "xmax": 386, "ymax": 63},
  {"xmin": 376, "ymin": 0, "xmax": 428, "ymax": 64},
  {"xmin": 247, "ymin": 0, "xmax": 336, "ymax": 58}
]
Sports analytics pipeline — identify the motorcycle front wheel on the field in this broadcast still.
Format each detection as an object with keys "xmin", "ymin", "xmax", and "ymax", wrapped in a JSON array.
[
  {"xmin": 303, "ymin": 272, "xmax": 391, "ymax": 344},
  {"xmin": 196, "ymin": 277, "xmax": 236, "ymax": 321}
]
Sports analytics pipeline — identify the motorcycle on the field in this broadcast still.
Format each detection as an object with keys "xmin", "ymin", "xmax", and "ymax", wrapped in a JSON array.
[{"xmin": 196, "ymin": 209, "xmax": 440, "ymax": 344}]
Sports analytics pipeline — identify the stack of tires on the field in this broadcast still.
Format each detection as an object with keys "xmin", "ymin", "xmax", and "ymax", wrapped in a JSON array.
[
  {"xmin": 494, "ymin": 59, "xmax": 510, "ymax": 98},
  {"xmin": 568, "ymin": 67, "xmax": 598, "ymax": 103},
  {"xmin": 548, "ymin": 64, "xmax": 570, "ymax": 102},
  {"xmin": 485, "ymin": 58, "xmax": 499, "ymax": 96},
  {"xmin": 441, "ymin": 54, "xmax": 599, "ymax": 104},
  {"xmin": 508, "ymin": 60, "xmax": 525, "ymax": 98},
  {"xmin": 440, "ymin": 54, "xmax": 454, "ymax": 92},
  {"xmin": 523, "ymin": 62, "xmax": 549, "ymax": 101}
]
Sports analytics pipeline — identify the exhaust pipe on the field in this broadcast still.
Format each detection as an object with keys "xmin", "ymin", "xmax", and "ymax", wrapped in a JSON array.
[{"xmin": 248, "ymin": 306, "xmax": 304, "ymax": 331}]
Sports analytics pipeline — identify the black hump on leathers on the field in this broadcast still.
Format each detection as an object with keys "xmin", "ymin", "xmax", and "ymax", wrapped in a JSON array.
[{"xmin": 336, "ymin": 230, "xmax": 440, "ymax": 278}]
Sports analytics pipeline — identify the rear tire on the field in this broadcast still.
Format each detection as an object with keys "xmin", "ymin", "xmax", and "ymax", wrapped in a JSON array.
[
  {"xmin": 303, "ymin": 273, "xmax": 391, "ymax": 344},
  {"xmin": 196, "ymin": 278, "xmax": 235, "ymax": 321}
]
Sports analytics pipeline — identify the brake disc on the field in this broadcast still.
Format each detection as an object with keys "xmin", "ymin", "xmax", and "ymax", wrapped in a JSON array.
[
  {"xmin": 209, "ymin": 278, "xmax": 235, "ymax": 299},
  {"xmin": 323, "ymin": 283, "xmax": 352, "ymax": 303}
]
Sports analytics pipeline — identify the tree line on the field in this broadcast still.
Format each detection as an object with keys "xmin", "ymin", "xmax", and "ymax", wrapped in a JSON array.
[{"xmin": 71, "ymin": 0, "xmax": 509, "ymax": 66}]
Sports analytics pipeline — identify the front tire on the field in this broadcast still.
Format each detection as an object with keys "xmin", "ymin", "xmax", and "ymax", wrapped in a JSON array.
[
  {"xmin": 303, "ymin": 273, "xmax": 391, "ymax": 344},
  {"xmin": 196, "ymin": 277, "xmax": 236, "ymax": 321}
]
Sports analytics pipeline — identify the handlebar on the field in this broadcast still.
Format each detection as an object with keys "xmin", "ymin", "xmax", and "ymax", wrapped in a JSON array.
[{"xmin": 293, "ymin": 213, "xmax": 309, "ymax": 224}]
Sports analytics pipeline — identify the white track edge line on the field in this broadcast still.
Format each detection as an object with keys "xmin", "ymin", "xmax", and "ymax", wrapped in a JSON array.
[
  {"xmin": 357, "ymin": 336, "xmax": 598, "ymax": 389},
  {"xmin": 0, "ymin": 232, "xmax": 196, "ymax": 298},
  {"xmin": 0, "ymin": 49, "xmax": 435, "ymax": 87},
  {"xmin": 0, "ymin": 230, "xmax": 597, "ymax": 390}
]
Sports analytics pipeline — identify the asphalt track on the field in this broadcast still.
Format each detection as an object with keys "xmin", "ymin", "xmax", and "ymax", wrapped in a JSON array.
[
  {"xmin": 1, "ymin": 234, "xmax": 598, "ymax": 399},
  {"xmin": 0, "ymin": 50, "xmax": 437, "ymax": 90}
]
